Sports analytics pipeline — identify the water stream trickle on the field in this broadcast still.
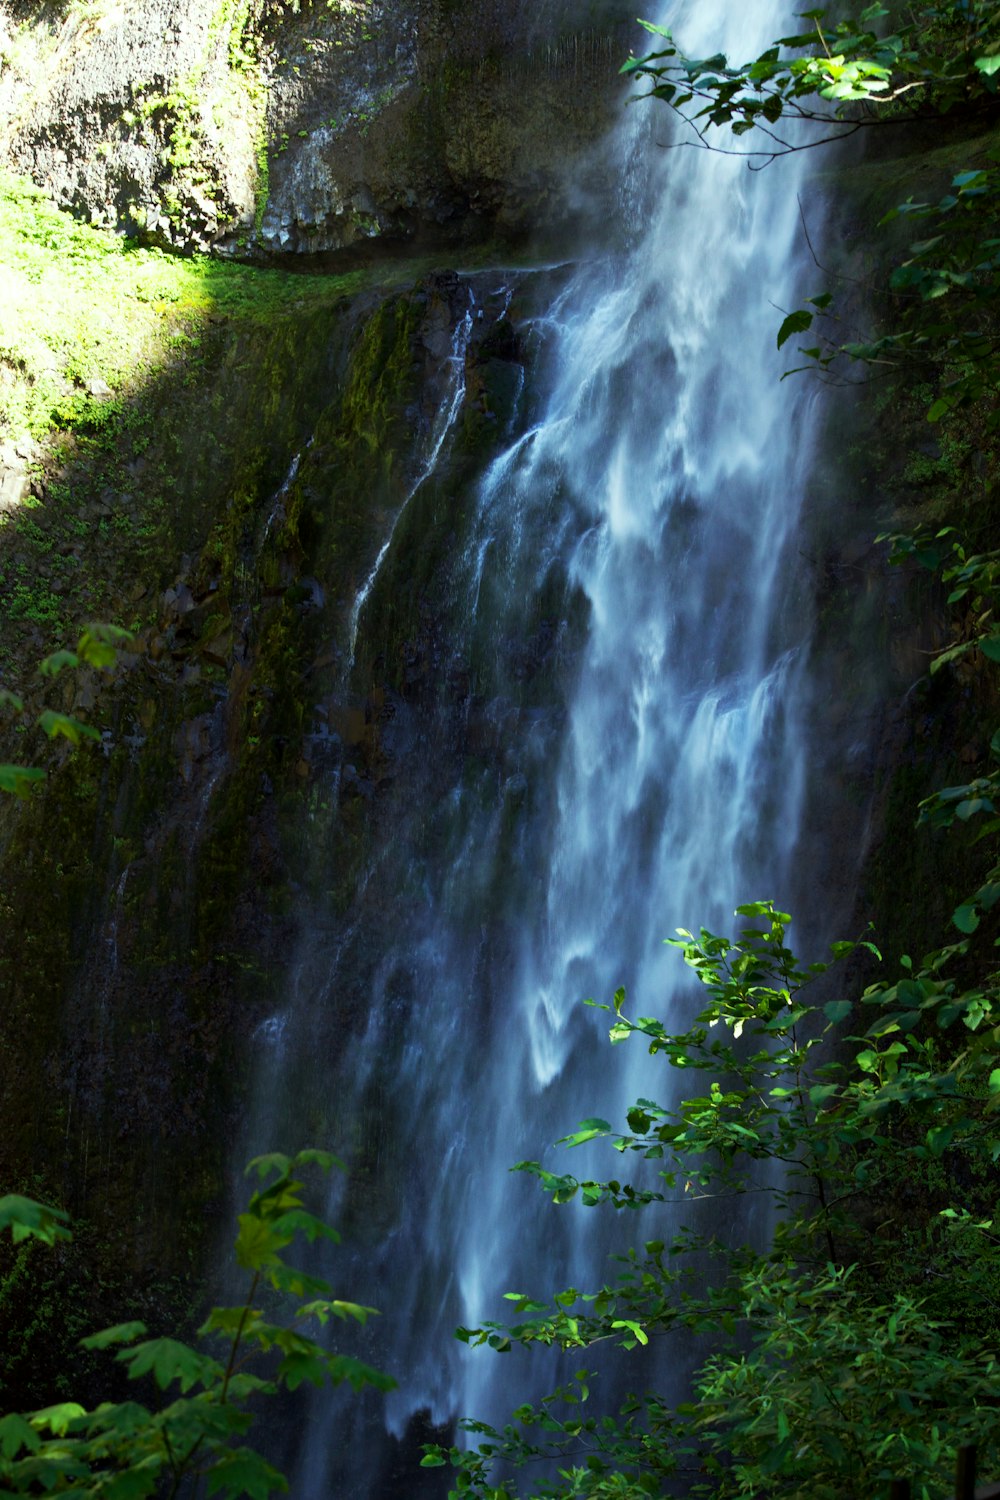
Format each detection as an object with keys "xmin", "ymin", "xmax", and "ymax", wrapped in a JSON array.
[
  {"xmin": 349, "ymin": 293, "xmax": 477, "ymax": 663},
  {"xmin": 251, "ymin": 4, "xmax": 835, "ymax": 1494}
]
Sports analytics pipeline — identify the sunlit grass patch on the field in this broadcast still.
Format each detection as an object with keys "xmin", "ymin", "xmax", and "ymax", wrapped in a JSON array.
[{"xmin": 0, "ymin": 171, "xmax": 365, "ymax": 442}]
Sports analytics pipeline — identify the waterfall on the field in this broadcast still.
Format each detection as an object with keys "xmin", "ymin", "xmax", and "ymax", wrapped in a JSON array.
[{"xmin": 249, "ymin": 3, "xmax": 831, "ymax": 1494}]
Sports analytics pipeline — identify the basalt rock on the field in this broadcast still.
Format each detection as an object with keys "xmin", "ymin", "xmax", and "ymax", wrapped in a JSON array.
[{"xmin": 0, "ymin": 0, "xmax": 633, "ymax": 259}]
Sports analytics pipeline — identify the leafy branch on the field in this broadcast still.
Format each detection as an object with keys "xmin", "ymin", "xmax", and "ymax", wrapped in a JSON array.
[
  {"xmin": 624, "ymin": 5, "xmax": 1000, "ymax": 432},
  {"xmin": 622, "ymin": 3, "xmax": 1000, "ymax": 164},
  {"xmin": 0, "ymin": 1150, "xmax": 394, "ymax": 1499},
  {"xmin": 0, "ymin": 623, "xmax": 132, "ymax": 797},
  {"xmin": 426, "ymin": 902, "xmax": 1000, "ymax": 1495}
]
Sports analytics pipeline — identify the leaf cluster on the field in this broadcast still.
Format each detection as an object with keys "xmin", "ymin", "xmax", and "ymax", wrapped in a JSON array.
[
  {"xmin": 624, "ymin": 6, "xmax": 1000, "ymax": 439},
  {"xmin": 0, "ymin": 623, "xmax": 131, "ymax": 797},
  {"xmin": 780, "ymin": 159, "xmax": 1000, "ymax": 425},
  {"xmin": 0, "ymin": 1150, "xmax": 394, "ymax": 1499},
  {"xmin": 426, "ymin": 894, "xmax": 1000, "ymax": 1497},
  {"xmin": 881, "ymin": 525, "xmax": 1000, "ymax": 944},
  {"xmin": 622, "ymin": 4, "xmax": 1000, "ymax": 159}
]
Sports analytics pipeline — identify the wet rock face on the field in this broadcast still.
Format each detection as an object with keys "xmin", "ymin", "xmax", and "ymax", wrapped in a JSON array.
[
  {"xmin": 0, "ymin": 261, "xmax": 532, "ymax": 1277},
  {"xmin": 0, "ymin": 0, "xmax": 262, "ymax": 247},
  {"xmin": 0, "ymin": 0, "xmax": 632, "ymax": 259}
]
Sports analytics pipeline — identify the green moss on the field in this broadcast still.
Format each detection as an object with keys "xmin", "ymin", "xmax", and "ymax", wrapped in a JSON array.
[
  {"xmin": 0, "ymin": 170, "xmax": 366, "ymax": 446},
  {"xmin": 253, "ymin": 135, "xmax": 270, "ymax": 237}
]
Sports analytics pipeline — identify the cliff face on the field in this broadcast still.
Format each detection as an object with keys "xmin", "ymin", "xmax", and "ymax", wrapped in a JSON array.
[{"xmin": 0, "ymin": 0, "xmax": 631, "ymax": 258}]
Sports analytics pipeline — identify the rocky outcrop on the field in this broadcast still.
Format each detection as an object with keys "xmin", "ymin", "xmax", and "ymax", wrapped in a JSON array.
[{"xmin": 0, "ymin": 0, "xmax": 633, "ymax": 259}]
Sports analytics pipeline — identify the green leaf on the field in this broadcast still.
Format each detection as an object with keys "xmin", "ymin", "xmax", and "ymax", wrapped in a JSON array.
[
  {"xmin": 823, "ymin": 1000, "xmax": 852, "ymax": 1024},
  {"xmin": 559, "ymin": 1118, "xmax": 612, "ymax": 1148},
  {"xmin": 200, "ymin": 1305, "xmax": 261, "ymax": 1339},
  {"xmin": 38, "ymin": 649, "xmax": 80, "ymax": 678},
  {"xmin": 116, "ymin": 1337, "xmax": 222, "ymax": 1392},
  {"xmin": 324, "ymin": 1354, "xmax": 397, "ymax": 1392},
  {"xmin": 235, "ymin": 1212, "xmax": 290, "ymax": 1270},
  {"xmin": 269, "ymin": 1208, "xmax": 341, "ymax": 1245},
  {"xmin": 0, "ymin": 1413, "xmax": 41, "ymax": 1458},
  {"xmin": 206, "ymin": 1448, "xmax": 289, "ymax": 1500},
  {"xmin": 980, "ymin": 636, "xmax": 1000, "ymax": 663},
  {"xmin": 80, "ymin": 1400, "xmax": 159, "ymax": 1446},
  {"xmin": 975, "ymin": 54, "xmax": 1000, "ymax": 76},
  {"xmin": 926, "ymin": 1125, "xmax": 955, "ymax": 1156},
  {"xmin": 0, "ymin": 764, "xmax": 46, "ymax": 798},
  {"xmin": 329, "ymin": 1299, "xmax": 377, "ymax": 1323},
  {"xmin": 0, "ymin": 688, "xmax": 24, "ymax": 713},
  {"xmin": 244, "ymin": 1152, "xmax": 293, "ymax": 1181},
  {"xmin": 0, "ymin": 1194, "xmax": 71, "ymax": 1245},
  {"xmin": 76, "ymin": 622, "xmax": 132, "ymax": 670},
  {"xmin": 953, "ymin": 904, "xmax": 980, "ymax": 934},
  {"xmin": 37, "ymin": 710, "xmax": 101, "ymax": 745},
  {"xmin": 777, "ymin": 309, "xmax": 814, "ymax": 349},
  {"xmin": 611, "ymin": 1319, "xmax": 648, "ymax": 1346},
  {"xmin": 931, "ymin": 641, "xmax": 971, "ymax": 674},
  {"xmin": 81, "ymin": 1321, "xmax": 148, "ymax": 1350},
  {"xmin": 266, "ymin": 1262, "xmax": 334, "ymax": 1298},
  {"xmin": 955, "ymin": 797, "xmax": 993, "ymax": 819},
  {"xmin": 277, "ymin": 1350, "xmax": 328, "ymax": 1390},
  {"xmin": 30, "ymin": 1402, "xmax": 86, "ymax": 1435},
  {"xmin": 290, "ymin": 1148, "xmax": 344, "ymax": 1173}
]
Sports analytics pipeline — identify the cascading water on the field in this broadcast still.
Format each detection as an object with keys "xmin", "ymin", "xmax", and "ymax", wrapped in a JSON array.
[{"xmin": 249, "ymin": 4, "xmax": 833, "ymax": 1494}]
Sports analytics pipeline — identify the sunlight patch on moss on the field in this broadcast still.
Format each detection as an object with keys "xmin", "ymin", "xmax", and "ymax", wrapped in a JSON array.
[{"xmin": 0, "ymin": 171, "xmax": 366, "ymax": 444}]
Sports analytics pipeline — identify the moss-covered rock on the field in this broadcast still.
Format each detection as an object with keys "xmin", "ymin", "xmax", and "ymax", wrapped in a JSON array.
[{"xmin": 0, "ymin": 0, "xmax": 635, "ymax": 259}]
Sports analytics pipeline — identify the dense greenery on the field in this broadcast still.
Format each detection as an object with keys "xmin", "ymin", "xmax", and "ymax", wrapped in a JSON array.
[
  {"xmin": 0, "ymin": 1152, "xmax": 392, "ymax": 1498},
  {"xmin": 0, "ymin": 171, "xmax": 365, "ymax": 444},
  {"xmin": 424, "ymin": 897, "xmax": 1000, "ymax": 1497}
]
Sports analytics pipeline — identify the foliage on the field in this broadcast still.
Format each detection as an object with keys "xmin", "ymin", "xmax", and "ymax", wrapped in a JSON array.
[
  {"xmin": 872, "ymin": 524, "xmax": 1000, "ymax": 941},
  {"xmin": 623, "ymin": 3, "xmax": 1000, "ymax": 430},
  {"xmin": 0, "ymin": 1150, "xmax": 394, "ymax": 1499},
  {"xmin": 622, "ymin": 3, "xmax": 1000, "ymax": 158},
  {"xmin": 783, "ymin": 155, "xmax": 1000, "ymax": 429},
  {"xmin": 423, "ymin": 899, "xmax": 1000, "ymax": 1498},
  {"xmin": 0, "ymin": 624, "xmax": 132, "ymax": 797},
  {"xmin": 0, "ymin": 1198, "xmax": 71, "ymax": 1247}
]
